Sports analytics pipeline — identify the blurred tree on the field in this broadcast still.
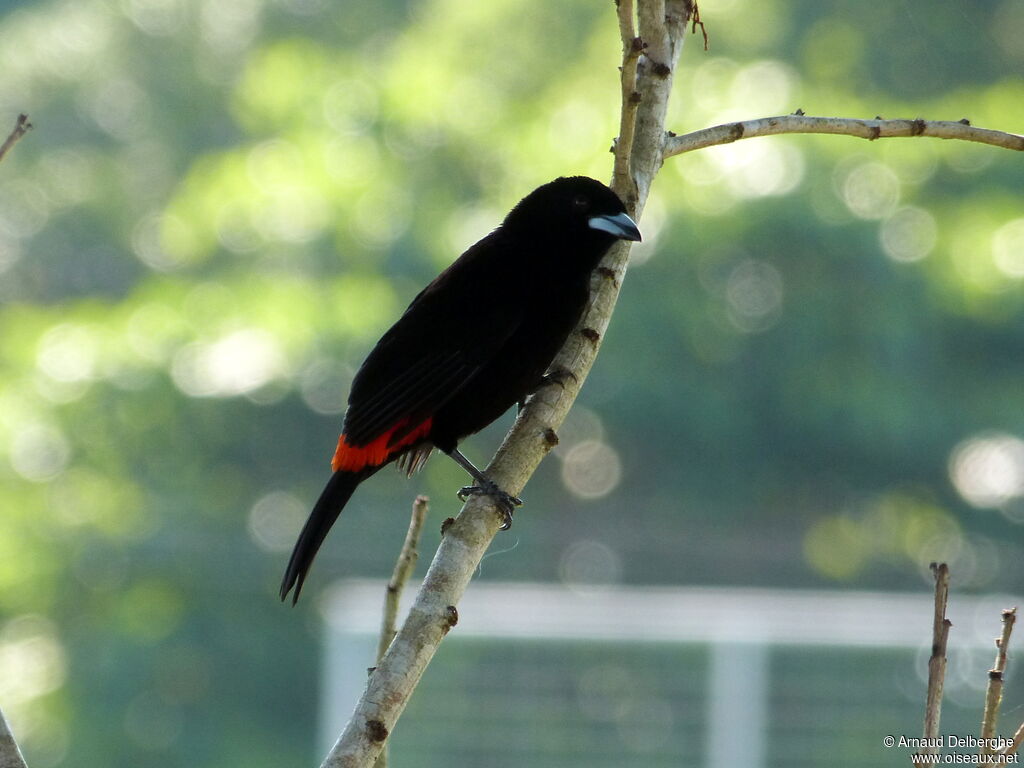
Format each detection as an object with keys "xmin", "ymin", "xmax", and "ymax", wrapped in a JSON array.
[{"xmin": 0, "ymin": 0, "xmax": 1020, "ymax": 765}]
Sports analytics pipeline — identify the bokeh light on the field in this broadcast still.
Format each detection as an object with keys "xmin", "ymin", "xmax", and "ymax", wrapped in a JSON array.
[
  {"xmin": 36, "ymin": 324, "xmax": 98, "ymax": 384},
  {"xmin": 9, "ymin": 424, "xmax": 71, "ymax": 482},
  {"xmin": 124, "ymin": 0, "xmax": 187, "ymax": 38},
  {"xmin": 0, "ymin": 179, "xmax": 50, "ymax": 239},
  {"xmin": 949, "ymin": 433, "xmax": 1024, "ymax": 509},
  {"xmin": 552, "ymin": 405, "xmax": 605, "ymax": 455},
  {"xmin": 323, "ymin": 78, "xmax": 379, "ymax": 136},
  {"xmin": 200, "ymin": 0, "xmax": 262, "ymax": 53},
  {"xmin": 725, "ymin": 258, "xmax": 784, "ymax": 333},
  {"xmin": 560, "ymin": 440, "xmax": 622, "ymax": 499},
  {"xmin": 727, "ymin": 60, "xmax": 799, "ymax": 120},
  {"xmin": 839, "ymin": 161, "xmax": 900, "ymax": 220},
  {"xmin": 803, "ymin": 515, "xmax": 865, "ymax": 580},
  {"xmin": 707, "ymin": 141, "xmax": 805, "ymax": 200},
  {"xmin": 171, "ymin": 328, "xmax": 286, "ymax": 398},
  {"xmin": 299, "ymin": 358, "xmax": 352, "ymax": 415},
  {"xmin": 248, "ymin": 491, "xmax": 308, "ymax": 552},
  {"xmin": 0, "ymin": 615, "xmax": 66, "ymax": 705},
  {"xmin": 879, "ymin": 206, "xmax": 937, "ymax": 263},
  {"xmin": 558, "ymin": 539, "xmax": 623, "ymax": 589},
  {"xmin": 991, "ymin": 217, "xmax": 1024, "ymax": 278}
]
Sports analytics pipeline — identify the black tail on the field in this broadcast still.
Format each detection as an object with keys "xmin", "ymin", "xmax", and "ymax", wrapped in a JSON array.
[{"xmin": 280, "ymin": 470, "xmax": 365, "ymax": 604}]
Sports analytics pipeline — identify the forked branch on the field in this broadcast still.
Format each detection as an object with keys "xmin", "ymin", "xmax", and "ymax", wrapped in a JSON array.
[
  {"xmin": 319, "ymin": 2, "xmax": 693, "ymax": 766},
  {"xmin": 320, "ymin": 6, "xmax": 1024, "ymax": 768}
]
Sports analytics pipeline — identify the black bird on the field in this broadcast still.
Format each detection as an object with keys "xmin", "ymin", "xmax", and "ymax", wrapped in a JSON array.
[{"xmin": 280, "ymin": 176, "xmax": 641, "ymax": 603}]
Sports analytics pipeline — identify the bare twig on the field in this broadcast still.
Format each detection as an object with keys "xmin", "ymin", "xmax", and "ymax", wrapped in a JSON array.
[
  {"xmin": 612, "ymin": 0, "xmax": 643, "ymax": 206},
  {"xmin": 0, "ymin": 114, "xmax": 31, "ymax": 164},
  {"xmin": 318, "ymin": 3, "xmax": 693, "ymax": 766},
  {"xmin": 0, "ymin": 706, "xmax": 28, "ymax": 768},
  {"xmin": 372, "ymin": 495, "xmax": 428, "ymax": 768},
  {"xmin": 663, "ymin": 114, "xmax": 1024, "ymax": 159},
  {"xmin": 915, "ymin": 563, "xmax": 951, "ymax": 768},
  {"xmin": 376, "ymin": 496, "xmax": 429, "ymax": 665},
  {"xmin": 981, "ymin": 608, "xmax": 1017, "ymax": 754},
  {"xmin": 690, "ymin": 0, "xmax": 708, "ymax": 51}
]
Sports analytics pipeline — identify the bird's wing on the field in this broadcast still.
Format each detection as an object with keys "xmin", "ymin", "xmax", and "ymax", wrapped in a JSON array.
[
  {"xmin": 341, "ymin": 231, "xmax": 525, "ymax": 448},
  {"xmin": 341, "ymin": 348, "xmax": 479, "ymax": 445}
]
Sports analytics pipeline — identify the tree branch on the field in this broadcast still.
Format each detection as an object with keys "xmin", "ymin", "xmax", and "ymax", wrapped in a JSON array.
[
  {"xmin": 318, "ymin": 2, "xmax": 693, "ymax": 766},
  {"xmin": 663, "ymin": 114, "xmax": 1024, "ymax": 159},
  {"xmin": 320, "ymin": 6, "xmax": 1024, "ymax": 767},
  {"xmin": 980, "ymin": 608, "xmax": 1016, "ymax": 753},
  {"xmin": 915, "ymin": 563, "xmax": 951, "ymax": 768},
  {"xmin": 0, "ymin": 706, "xmax": 28, "ymax": 768},
  {"xmin": 611, "ymin": 0, "xmax": 642, "ymax": 205},
  {"xmin": 0, "ymin": 114, "xmax": 31, "ymax": 165}
]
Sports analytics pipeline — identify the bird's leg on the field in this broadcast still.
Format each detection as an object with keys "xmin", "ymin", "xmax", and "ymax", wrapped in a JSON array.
[{"xmin": 445, "ymin": 448, "xmax": 522, "ymax": 530}]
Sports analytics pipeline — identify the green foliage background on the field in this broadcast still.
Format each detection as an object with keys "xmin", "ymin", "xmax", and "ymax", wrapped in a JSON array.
[{"xmin": 0, "ymin": 0, "xmax": 1021, "ymax": 764}]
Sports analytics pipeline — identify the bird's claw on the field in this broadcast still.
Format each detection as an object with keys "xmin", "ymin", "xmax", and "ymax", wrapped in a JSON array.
[{"xmin": 457, "ymin": 482, "xmax": 522, "ymax": 530}]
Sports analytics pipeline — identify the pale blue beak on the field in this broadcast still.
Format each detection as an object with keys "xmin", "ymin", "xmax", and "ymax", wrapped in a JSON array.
[{"xmin": 588, "ymin": 211, "xmax": 642, "ymax": 241}]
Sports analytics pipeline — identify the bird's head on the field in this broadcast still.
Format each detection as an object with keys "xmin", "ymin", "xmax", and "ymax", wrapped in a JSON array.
[{"xmin": 502, "ymin": 176, "xmax": 641, "ymax": 264}]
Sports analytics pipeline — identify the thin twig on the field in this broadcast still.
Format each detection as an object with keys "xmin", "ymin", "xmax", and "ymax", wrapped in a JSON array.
[
  {"xmin": 689, "ymin": 0, "xmax": 708, "ymax": 51},
  {"xmin": 663, "ymin": 114, "xmax": 1024, "ymax": 159},
  {"xmin": 612, "ymin": 0, "xmax": 643, "ymax": 207},
  {"xmin": 915, "ymin": 563, "xmax": 951, "ymax": 768},
  {"xmin": 376, "ymin": 495, "xmax": 429, "ymax": 663},
  {"xmin": 0, "ymin": 114, "xmax": 31, "ymax": 164},
  {"xmin": 372, "ymin": 495, "xmax": 428, "ymax": 768},
  {"xmin": 0, "ymin": 706, "xmax": 29, "ymax": 768},
  {"xmin": 981, "ymin": 608, "xmax": 1017, "ymax": 754}
]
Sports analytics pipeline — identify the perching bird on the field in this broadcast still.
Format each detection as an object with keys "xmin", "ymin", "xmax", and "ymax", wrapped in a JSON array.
[{"xmin": 280, "ymin": 176, "xmax": 641, "ymax": 603}]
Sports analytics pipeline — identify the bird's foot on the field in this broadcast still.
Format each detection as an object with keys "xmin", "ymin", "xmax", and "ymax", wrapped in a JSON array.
[{"xmin": 457, "ymin": 479, "xmax": 523, "ymax": 530}]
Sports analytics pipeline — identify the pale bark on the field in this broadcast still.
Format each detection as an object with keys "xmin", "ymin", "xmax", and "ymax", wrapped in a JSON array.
[
  {"xmin": 663, "ymin": 114, "xmax": 1024, "ymax": 158},
  {"xmin": 981, "ymin": 608, "xmax": 1016, "ymax": 755},
  {"xmin": 0, "ymin": 707, "xmax": 28, "ymax": 768},
  {"xmin": 914, "ymin": 563, "xmax": 951, "ymax": 768},
  {"xmin": 372, "ymin": 496, "xmax": 428, "ymax": 768}
]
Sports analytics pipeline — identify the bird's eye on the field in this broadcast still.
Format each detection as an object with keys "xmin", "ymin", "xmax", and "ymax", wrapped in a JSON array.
[{"xmin": 572, "ymin": 194, "xmax": 590, "ymax": 211}]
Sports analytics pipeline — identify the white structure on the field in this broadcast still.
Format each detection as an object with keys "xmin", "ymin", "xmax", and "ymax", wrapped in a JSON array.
[{"xmin": 321, "ymin": 580, "xmax": 1020, "ymax": 764}]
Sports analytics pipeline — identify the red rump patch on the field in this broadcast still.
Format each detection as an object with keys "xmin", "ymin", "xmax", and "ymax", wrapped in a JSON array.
[{"xmin": 332, "ymin": 417, "xmax": 433, "ymax": 473}]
